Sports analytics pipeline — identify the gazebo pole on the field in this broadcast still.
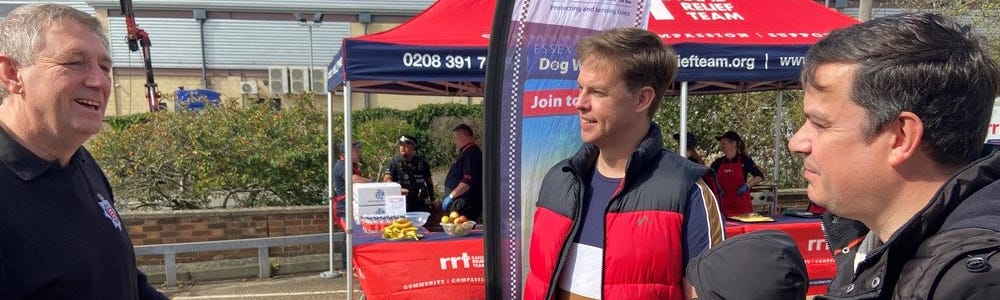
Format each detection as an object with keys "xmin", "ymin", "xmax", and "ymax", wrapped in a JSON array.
[
  {"xmin": 679, "ymin": 82, "xmax": 689, "ymax": 154},
  {"xmin": 344, "ymin": 81, "xmax": 355, "ymax": 299}
]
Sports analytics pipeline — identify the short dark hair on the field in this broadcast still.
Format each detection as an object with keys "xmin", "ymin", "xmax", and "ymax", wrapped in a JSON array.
[
  {"xmin": 452, "ymin": 124, "xmax": 474, "ymax": 138},
  {"xmin": 802, "ymin": 13, "xmax": 1000, "ymax": 168},
  {"xmin": 576, "ymin": 27, "xmax": 677, "ymax": 119}
]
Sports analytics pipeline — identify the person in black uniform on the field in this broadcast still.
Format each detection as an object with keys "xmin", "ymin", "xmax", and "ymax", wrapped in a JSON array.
[
  {"xmin": 383, "ymin": 135, "xmax": 434, "ymax": 212},
  {"xmin": 0, "ymin": 4, "xmax": 166, "ymax": 299},
  {"xmin": 440, "ymin": 124, "xmax": 483, "ymax": 222}
]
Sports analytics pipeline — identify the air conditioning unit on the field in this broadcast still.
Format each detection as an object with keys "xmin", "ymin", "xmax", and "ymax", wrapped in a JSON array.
[
  {"xmin": 289, "ymin": 67, "xmax": 309, "ymax": 94},
  {"xmin": 239, "ymin": 81, "xmax": 258, "ymax": 94},
  {"xmin": 311, "ymin": 67, "xmax": 327, "ymax": 94},
  {"xmin": 268, "ymin": 66, "xmax": 289, "ymax": 95}
]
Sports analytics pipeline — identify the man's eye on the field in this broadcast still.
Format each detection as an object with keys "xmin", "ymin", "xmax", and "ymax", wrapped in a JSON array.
[{"xmin": 809, "ymin": 120, "xmax": 828, "ymax": 130}]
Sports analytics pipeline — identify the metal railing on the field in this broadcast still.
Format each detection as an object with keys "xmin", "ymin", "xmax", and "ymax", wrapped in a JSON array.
[{"xmin": 134, "ymin": 232, "xmax": 343, "ymax": 286}]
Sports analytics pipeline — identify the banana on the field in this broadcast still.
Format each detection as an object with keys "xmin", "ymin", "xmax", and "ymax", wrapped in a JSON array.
[
  {"xmin": 381, "ymin": 217, "xmax": 422, "ymax": 240},
  {"xmin": 393, "ymin": 218, "xmax": 412, "ymax": 227}
]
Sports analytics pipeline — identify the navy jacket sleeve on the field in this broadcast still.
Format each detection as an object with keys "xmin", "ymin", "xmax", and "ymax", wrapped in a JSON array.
[{"xmin": 137, "ymin": 269, "xmax": 168, "ymax": 300}]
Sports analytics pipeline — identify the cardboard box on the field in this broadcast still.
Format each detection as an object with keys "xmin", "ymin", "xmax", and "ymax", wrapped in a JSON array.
[
  {"xmin": 351, "ymin": 182, "xmax": 401, "ymax": 223},
  {"xmin": 352, "ymin": 202, "xmax": 387, "ymax": 224},
  {"xmin": 352, "ymin": 182, "xmax": 401, "ymax": 207}
]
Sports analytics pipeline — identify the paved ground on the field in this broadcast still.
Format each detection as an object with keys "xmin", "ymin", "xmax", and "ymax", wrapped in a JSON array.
[
  {"xmin": 160, "ymin": 273, "xmax": 364, "ymax": 300},
  {"xmin": 157, "ymin": 274, "xmax": 818, "ymax": 300}
]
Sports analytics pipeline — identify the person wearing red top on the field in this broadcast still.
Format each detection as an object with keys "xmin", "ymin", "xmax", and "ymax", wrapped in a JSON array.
[
  {"xmin": 331, "ymin": 141, "xmax": 369, "ymax": 278},
  {"xmin": 710, "ymin": 131, "xmax": 764, "ymax": 217},
  {"xmin": 525, "ymin": 27, "xmax": 724, "ymax": 300}
]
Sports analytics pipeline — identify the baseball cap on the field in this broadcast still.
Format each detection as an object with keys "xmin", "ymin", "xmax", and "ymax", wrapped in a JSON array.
[
  {"xmin": 685, "ymin": 230, "xmax": 808, "ymax": 300},
  {"xmin": 341, "ymin": 141, "xmax": 361, "ymax": 154},
  {"xmin": 396, "ymin": 135, "xmax": 417, "ymax": 147},
  {"xmin": 715, "ymin": 131, "xmax": 743, "ymax": 143},
  {"xmin": 672, "ymin": 132, "xmax": 699, "ymax": 149}
]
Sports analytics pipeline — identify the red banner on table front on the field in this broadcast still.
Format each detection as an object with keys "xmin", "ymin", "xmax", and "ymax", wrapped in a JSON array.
[
  {"xmin": 725, "ymin": 219, "xmax": 836, "ymax": 295},
  {"xmin": 353, "ymin": 237, "xmax": 486, "ymax": 300}
]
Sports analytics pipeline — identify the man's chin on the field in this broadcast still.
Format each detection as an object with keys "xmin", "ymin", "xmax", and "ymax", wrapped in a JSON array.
[{"xmin": 805, "ymin": 186, "xmax": 824, "ymax": 206}]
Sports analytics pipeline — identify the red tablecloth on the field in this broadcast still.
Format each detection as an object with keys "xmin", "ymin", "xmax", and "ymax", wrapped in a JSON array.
[
  {"xmin": 351, "ymin": 229, "xmax": 486, "ymax": 300},
  {"xmin": 725, "ymin": 216, "xmax": 835, "ymax": 295}
]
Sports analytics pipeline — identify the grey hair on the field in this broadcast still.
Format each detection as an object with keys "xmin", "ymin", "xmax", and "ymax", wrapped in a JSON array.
[{"xmin": 0, "ymin": 3, "xmax": 108, "ymax": 100}]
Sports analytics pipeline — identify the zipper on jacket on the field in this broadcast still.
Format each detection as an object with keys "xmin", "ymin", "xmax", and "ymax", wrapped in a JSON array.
[
  {"xmin": 546, "ymin": 167, "xmax": 587, "ymax": 300},
  {"xmin": 599, "ymin": 159, "xmax": 630, "ymax": 298}
]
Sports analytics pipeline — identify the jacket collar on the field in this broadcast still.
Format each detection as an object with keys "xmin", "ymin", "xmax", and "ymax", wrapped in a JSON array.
[
  {"xmin": 824, "ymin": 150, "xmax": 1000, "ymax": 252},
  {"xmin": 565, "ymin": 122, "xmax": 664, "ymax": 182},
  {"xmin": 0, "ymin": 126, "xmax": 59, "ymax": 181}
]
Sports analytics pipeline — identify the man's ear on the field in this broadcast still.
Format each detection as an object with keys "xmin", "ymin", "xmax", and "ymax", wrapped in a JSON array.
[
  {"xmin": 635, "ymin": 85, "xmax": 655, "ymax": 114},
  {"xmin": 886, "ymin": 111, "xmax": 924, "ymax": 167},
  {"xmin": 0, "ymin": 55, "xmax": 21, "ymax": 94}
]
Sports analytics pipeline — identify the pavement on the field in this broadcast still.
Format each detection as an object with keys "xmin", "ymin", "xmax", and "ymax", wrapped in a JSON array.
[{"xmin": 160, "ymin": 272, "xmax": 364, "ymax": 300}]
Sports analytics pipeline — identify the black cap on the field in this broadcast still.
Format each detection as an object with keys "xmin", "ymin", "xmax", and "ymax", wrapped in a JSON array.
[
  {"xmin": 396, "ymin": 135, "xmax": 417, "ymax": 147},
  {"xmin": 340, "ymin": 141, "xmax": 360, "ymax": 154},
  {"xmin": 672, "ymin": 132, "xmax": 699, "ymax": 149},
  {"xmin": 686, "ymin": 230, "xmax": 808, "ymax": 300},
  {"xmin": 715, "ymin": 131, "xmax": 743, "ymax": 143}
]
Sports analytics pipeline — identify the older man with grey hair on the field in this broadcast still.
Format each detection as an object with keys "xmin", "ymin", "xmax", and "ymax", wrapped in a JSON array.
[{"xmin": 0, "ymin": 3, "xmax": 167, "ymax": 299}]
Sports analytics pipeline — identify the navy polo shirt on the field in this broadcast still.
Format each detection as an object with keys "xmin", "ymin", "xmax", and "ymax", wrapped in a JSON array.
[
  {"xmin": 0, "ymin": 128, "xmax": 164, "ymax": 299},
  {"xmin": 444, "ymin": 143, "xmax": 482, "ymax": 198}
]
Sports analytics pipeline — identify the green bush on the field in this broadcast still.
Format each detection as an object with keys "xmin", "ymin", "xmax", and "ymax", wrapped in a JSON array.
[
  {"xmin": 352, "ymin": 117, "xmax": 418, "ymax": 180},
  {"xmin": 91, "ymin": 101, "xmax": 482, "ymax": 210},
  {"xmin": 90, "ymin": 96, "xmax": 328, "ymax": 209},
  {"xmin": 654, "ymin": 91, "xmax": 806, "ymax": 188},
  {"xmin": 90, "ymin": 92, "xmax": 809, "ymax": 211}
]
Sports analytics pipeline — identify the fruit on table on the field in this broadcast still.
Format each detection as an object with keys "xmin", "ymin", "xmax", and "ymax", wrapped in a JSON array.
[
  {"xmin": 443, "ymin": 211, "xmax": 475, "ymax": 236},
  {"xmin": 382, "ymin": 217, "xmax": 422, "ymax": 240}
]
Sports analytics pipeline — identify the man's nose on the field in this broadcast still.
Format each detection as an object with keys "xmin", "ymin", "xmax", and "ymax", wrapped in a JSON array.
[
  {"xmin": 788, "ymin": 124, "xmax": 809, "ymax": 154},
  {"xmin": 85, "ymin": 64, "xmax": 111, "ymax": 90},
  {"xmin": 574, "ymin": 94, "xmax": 589, "ymax": 111}
]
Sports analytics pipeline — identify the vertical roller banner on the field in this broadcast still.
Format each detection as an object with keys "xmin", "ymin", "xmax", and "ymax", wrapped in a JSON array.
[{"xmin": 483, "ymin": 1, "xmax": 651, "ymax": 299}]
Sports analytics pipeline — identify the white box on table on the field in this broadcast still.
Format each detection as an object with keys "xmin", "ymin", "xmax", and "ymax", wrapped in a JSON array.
[
  {"xmin": 351, "ymin": 182, "xmax": 401, "ymax": 223},
  {"xmin": 352, "ymin": 182, "xmax": 400, "ymax": 206},
  {"xmin": 352, "ymin": 202, "xmax": 387, "ymax": 224}
]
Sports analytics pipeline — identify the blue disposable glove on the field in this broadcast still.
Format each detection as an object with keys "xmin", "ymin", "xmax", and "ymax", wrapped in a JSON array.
[
  {"xmin": 736, "ymin": 183, "xmax": 750, "ymax": 195},
  {"xmin": 442, "ymin": 195, "xmax": 453, "ymax": 210}
]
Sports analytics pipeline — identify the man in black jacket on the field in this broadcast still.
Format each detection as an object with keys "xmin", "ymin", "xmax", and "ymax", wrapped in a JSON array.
[
  {"xmin": 383, "ymin": 135, "xmax": 434, "ymax": 212},
  {"xmin": 441, "ymin": 124, "xmax": 482, "ymax": 221},
  {"xmin": 0, "ymin": 4, "xmax": 166, "ymax": 299},
  {"xmin": 788, "ymin": 13, "xmax": 1000, "ymax": 299}
]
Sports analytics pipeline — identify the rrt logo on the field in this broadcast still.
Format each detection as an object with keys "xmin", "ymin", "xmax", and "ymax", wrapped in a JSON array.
[
  {"xmin": 807, "ymin": 239, "xmax": 830, "ymax": 252},
  {"xmin": 441, "ymin": 252, "xmax": 472, "ymax": 270}
]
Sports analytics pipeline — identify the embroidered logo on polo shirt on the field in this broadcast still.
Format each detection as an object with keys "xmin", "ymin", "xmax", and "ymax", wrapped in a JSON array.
[{"xmin": 97, "ymin": 194, "xmax": 123, "ymax": 231}]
